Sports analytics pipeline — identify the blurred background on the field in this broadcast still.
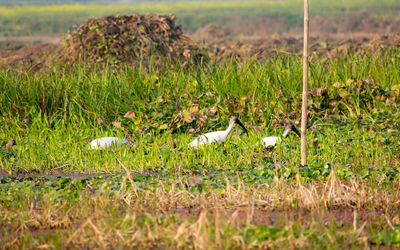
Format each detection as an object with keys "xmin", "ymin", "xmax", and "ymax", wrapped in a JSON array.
[
  {"xmin": 1, "ymin": 0, "xmax": 399, "ymax": 41},
  {"xmin": 1, "ymin": 0, "xmax": 399, "ymax": 66}
]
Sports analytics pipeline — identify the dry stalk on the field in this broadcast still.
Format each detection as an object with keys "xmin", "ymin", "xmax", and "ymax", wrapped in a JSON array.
[{"xmin": 4, "ymin": 174, "xmax": 400, "ymax": 248}]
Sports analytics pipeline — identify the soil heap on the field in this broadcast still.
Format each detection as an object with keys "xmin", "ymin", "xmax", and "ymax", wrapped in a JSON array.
[{"xmin": 62, "ymin": 13, "xmax": 205, "ymax": 67}]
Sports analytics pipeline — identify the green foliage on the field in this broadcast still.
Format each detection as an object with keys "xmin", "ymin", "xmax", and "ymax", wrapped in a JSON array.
[
  {"xmin": 374, "ymin": 227, "xmax": 400, "ymax": 247},
  {"xmin": 0, "ymin": 39, "xmax": 399, "ymax": 248},
  {"xmin": 0, "ymin": 48, "xmax": 399, "ymax": 177}
]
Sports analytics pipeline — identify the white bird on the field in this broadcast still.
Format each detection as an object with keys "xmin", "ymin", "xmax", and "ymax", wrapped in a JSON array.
[
  {"xmin": 262, "ymin": 123, "xmax": 300, "ymax": 147},
  {"xmin": 189, "ymin": 116, "xmax": 248, "ymax": 149},
  {"xmin": 88, "ymin": 137, "xmax": 130, "ymax": 150}
]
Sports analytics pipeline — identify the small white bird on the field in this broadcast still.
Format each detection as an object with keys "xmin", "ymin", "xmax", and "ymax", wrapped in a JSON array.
[
  {"xmin": 262, "ymin": 123, "xmax": 300, "ymax": 147},
  {"xmin": 189, "ymin": 116, "xmax": 248, "ymax": 149},
  {"xmin": 89, "ymin": 137, "xmax": 130, "ymax": 150}
]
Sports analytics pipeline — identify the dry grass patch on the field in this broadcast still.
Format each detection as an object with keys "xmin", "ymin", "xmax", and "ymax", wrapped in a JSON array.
[{"xmin": 1, "ymin": 171, "xmax": 399, "ymax": 248}]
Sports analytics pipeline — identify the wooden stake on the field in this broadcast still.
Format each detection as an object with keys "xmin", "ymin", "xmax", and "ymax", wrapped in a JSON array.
[{"xmin": 301, "ymin": 0, "xmax": 309, "ymax": 166}]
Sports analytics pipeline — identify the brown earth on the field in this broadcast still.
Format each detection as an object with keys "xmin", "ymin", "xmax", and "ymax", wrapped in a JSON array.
[
  {"xmin": 1, "ymin": 34, "xmax": 399, "ymax": 70},
  {"xmin": 0, "ymin": 42, "xmax": 58, "ymax": 71},
  {"xmin": 204, "ymin": 34, "xmax": 400, "ymax": 61},
  {"xmin": 0, "ymin": 34, "xmax": 62, "ymax": 45}
]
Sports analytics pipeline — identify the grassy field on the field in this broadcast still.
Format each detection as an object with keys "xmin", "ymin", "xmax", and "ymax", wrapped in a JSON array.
[
  {"xmin": 0, "ymin": 0, "xmax": 400, "ymax": 37},
  {"xmin": 1, "ymin": 0, "xmax": 400, "ymax": 247},
  {"xmin": 1, "ymin": 43, "xmax": 400, "ymax": 247}
]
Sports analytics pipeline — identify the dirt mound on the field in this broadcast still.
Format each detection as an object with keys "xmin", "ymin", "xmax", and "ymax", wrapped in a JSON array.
[{"xmin": 62, "ymin": 13, "xmax": 206, "ymax": 67}]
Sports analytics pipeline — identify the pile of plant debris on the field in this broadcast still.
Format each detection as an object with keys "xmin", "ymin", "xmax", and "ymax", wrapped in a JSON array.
[{"xmin": 62, "ymin": 13, "xmax": 206, "ymax": 67}]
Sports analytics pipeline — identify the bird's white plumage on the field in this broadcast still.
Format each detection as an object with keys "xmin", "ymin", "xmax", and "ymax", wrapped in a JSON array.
[
  {"xmin": 89, "ymin": 137, "xmax": 129, "ymax": 150},
  {"xmin": 189, "ymin": 130, "xmax": 229, "ymax": 149},
  {"xmin": 189, "ymin": 116, "xmax": 247, "ymax": 149},
  {"xmin": 260, "ymin": 124, "xmax": 300, "ymax": 148},
  {"xmin": 261, "ymin": 136, "xmax": 282, "ymax": 147}
]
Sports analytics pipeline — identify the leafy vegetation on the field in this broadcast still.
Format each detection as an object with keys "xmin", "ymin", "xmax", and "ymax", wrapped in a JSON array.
[
  {"xmin": 0, "ymin": 45, "xmax": 399, "ymax": 247},
  {"xmin": 1, "ymin": 48, "xmax": 399, "ymax": 173}
]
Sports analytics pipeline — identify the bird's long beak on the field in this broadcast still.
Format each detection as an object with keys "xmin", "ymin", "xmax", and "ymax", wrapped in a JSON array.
[
  {"xmin": 291, "ymin": 125, "xmax": 301, "ymax": 137},
  {"xmin": 235, "ymin": 119, "xmax": 248, "ymax": 136}
]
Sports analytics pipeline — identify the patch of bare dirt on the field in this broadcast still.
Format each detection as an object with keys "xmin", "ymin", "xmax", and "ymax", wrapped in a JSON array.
[
  {"xmin": 0, "ymin": 168, "xmax": 10, "ymax": 177},
  {"xmin": 0, "ymin": 34, "xmax": 62, "ymax": 45},
  {"xmin": 204, "ymin": 34, "xmax": 400, "ymax": 60},
  {"xmin": 0, "ymin": 42, "xmax": 58, "ymax": 70}
]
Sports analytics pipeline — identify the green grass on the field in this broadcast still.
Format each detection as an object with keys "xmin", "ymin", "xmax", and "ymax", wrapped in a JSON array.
[
  {"xmin": 0, "ymin": 0, "xmax": 399, "ymax": 37},
  {"xmin": 0, "ymin": 49, "xmax": 399, "ymax": 174},
  {"xmin": 1, "ymin": 47, "xmax": 400, "ymax": 247}
]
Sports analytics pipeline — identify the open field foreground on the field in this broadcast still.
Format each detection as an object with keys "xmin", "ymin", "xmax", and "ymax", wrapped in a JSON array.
[
  {"xmin": 1, "ymin": 1, "xmax": 400, "ymax": 248},
  {"xmin": 1, "ymin": 173, "xmax": 400, "ymax": 248},
  {"xmin": 1, "ymin": 47, "xmax": 399, "ymax": 248}
]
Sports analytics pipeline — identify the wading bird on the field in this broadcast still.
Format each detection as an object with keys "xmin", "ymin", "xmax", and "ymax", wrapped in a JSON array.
[
  {"xmin": 262, "ymin": 123, "xmax": 300, "ymax": 148},
  {"xmin": 89, "ymin": 137, "xmax": 130, "ymax": 150},
  {"xmin": 189, "ymin": 116, "xmax": 248, "ymax": 149}
]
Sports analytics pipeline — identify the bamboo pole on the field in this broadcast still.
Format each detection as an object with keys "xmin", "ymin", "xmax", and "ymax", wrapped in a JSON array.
[{"xmin": 301, "ymin": 0, "xmax": 309, "ymax": 166}]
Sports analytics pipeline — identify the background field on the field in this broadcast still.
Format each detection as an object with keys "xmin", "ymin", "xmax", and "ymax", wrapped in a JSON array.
[
  {"xmin": 1, "ymin": 0, "xmax": 400, "ymax": 38},
  {"xmin": 1, "ymin": 0, "xmax": 400, "ymax": 248}
]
